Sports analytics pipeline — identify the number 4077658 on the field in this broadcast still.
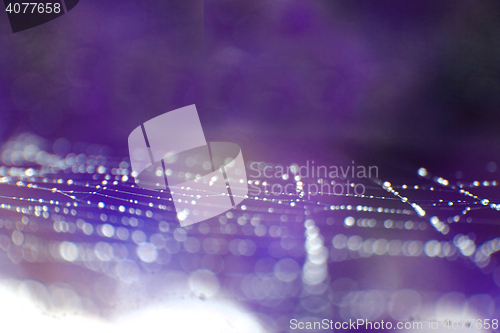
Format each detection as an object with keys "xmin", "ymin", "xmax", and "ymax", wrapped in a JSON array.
[
  {"xmin": 444, "ymin": 319, "xmax": 499, "ymax": 330},
  {"xmin": 5, "ymin": 3, "xmax": 61, "ymax": 14}
]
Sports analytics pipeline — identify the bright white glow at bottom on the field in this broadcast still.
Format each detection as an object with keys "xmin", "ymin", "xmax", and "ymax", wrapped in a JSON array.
[
  {"xmin": 115, "ymin": 299, "xmax": 266, "ymax": 333},
  {"xmin": 0, "ymin": 280, "xmax": 266, "ymax": 333}
]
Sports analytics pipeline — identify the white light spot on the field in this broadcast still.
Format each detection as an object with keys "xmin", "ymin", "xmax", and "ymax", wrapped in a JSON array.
[
  {"xmin": 188, "ymin": 269, "xmax": 220, "ymax": 299},
  {"xmin": 59, "ymin": 241, "xmax": 79, "ymax": 262},
  {"xmin": 344, "ymin": 216, "xmax": 355, "ymax": 227},
  {"xmin": 417, "ymin": 168, "xmax": 428, "ymax": 177},
  {"xmin": 137, "ymin": 243, "xmax": 158, "ymax": 263}
]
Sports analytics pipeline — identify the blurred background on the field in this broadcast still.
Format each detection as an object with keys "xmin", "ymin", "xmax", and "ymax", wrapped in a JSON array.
[{"xmin": 0, "ymin": 0, "xmax": 500, "ymax": 332}]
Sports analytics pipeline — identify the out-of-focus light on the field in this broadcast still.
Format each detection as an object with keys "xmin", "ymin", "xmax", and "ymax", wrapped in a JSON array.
[
  {"xmin": 454, "ymin": 234, "xmax": 476, "ymax": 257},
  {"xmin": 332, "ymin": 234, "xmax": 347, "ymax": 249},
  {"xmin": 344, "ymin": 216, "xmax": 355, "ymax": 227},
  {"xmin": 424, "ymin": 240, "xmax": 441, "ymax": 257},
  {"xmin": 136, "ymin": 242, "xmax": 158, "ymax": 263},
  {"xmin": 101, "ymin": 224, "xmax": 115, "ymax": 237},
  {"xmin": 274, "ymin": 258, "xmax": 300, "ymax": 282},
  {"xmin": 59, "ymin": 241, "xmax": 79, "ymax": 262},
  {"xmin": 418, "ymin": 168, "xmax": 428, "ymax": 177},
  {"xmin": 188, "ymin": 269, "xmax": 220, "ymax": 298},
  {"xmin": 411, "ymin": 203, "xmax": 426, "ymax": 217}
]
